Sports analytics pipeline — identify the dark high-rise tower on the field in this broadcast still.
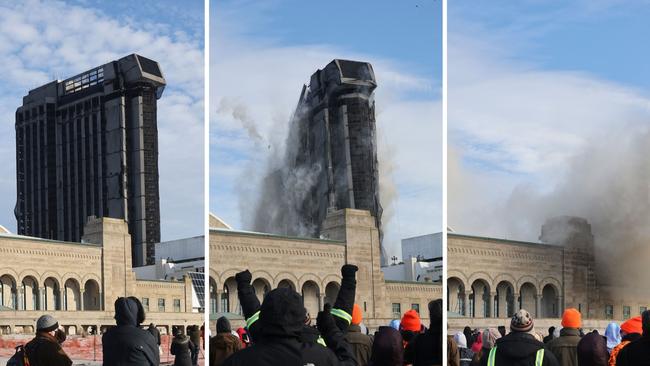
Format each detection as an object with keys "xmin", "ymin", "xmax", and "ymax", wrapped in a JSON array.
[
  {"xmin": 14, "ymin": 54, "xmax": 165, "ymax": 266},
  {"xmin": 254, "ymin": 59, "xmax": 384, "ymax": 261}
]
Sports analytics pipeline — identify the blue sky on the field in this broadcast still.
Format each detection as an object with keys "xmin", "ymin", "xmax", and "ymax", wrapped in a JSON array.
[
  {"xmin": 0, "ymin": 0, "xmax": 204, "ymax": 240},
  {"xmin": 211, "ymin": 0, "xmax": 442, "ymax": 259},
  {"xmin": 449, "ymin": 1, "xmax": 650, "ymax": 244}
]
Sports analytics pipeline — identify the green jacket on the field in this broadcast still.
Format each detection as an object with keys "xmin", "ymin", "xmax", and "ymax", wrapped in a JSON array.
[{"xmin": 547, "ymin": 328, "xmax": 581, "ymax": 366}]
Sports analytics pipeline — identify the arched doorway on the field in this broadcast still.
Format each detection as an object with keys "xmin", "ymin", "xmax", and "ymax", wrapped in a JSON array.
[
  {"xmin": 495, "ymin": 281, "xmax": 515, "ymax": 318},
  {"xmin": 447, "ymin": 277, "xmax": 466, "ymax": 316},
  {"xmin": 301, "ymin": 281, "xmax": 320, "ymax": 318},
  {"xmin": 0, "ymin": 275, "xmax": 17, "ymax": 310},
  {"xmin": 324, "ymin": 282, "xmax": 340, "ymax": 307},
  {"xmin": 277, "ymin": 279, "xmax": 296, "ymax": 291},
  {"xmin": 541, "ymin": 284, "xmax": 559, "ymax": 318},
  {"xmin": 63, "ymin": 279, "xmax": 81, "ymax": 311},
  {"xmin": 43, "ymin": 277, "xmax": 61, "ymax": 311},
  {"xmin": 83, "ymin": 279, "xmax": 101, "ymax": 310},
  {"xmin": 22, "ymin": 276, "xmax": 39, "ymax": 311},
  {"xmin": 519, "ymin": 282, "xmax": 537, "ymax": 316},
  {"xmin": 252, "ymin": 278, "xmax": 271, "ymax": 303}
]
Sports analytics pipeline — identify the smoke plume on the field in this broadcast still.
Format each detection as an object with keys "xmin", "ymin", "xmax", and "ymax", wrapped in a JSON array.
[{"xmin": 450, "ymin": 127, "xmax": 650, "ymax": 293}]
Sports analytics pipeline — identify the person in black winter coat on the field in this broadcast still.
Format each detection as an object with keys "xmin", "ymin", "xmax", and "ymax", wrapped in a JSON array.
[
  {"xmin": 404, "ymin": 299, "xmax": 443, "ymax": 365},
  {"xmin": 576, "ymin": 331, "xmax": 607, "ymax": 366},
  {"xmin": 171, "ymin": 329, "xmax": 195, "ymax": 366},
  {"xmin": 369, "ymin": 326, "xmax": 403, "ymax": 366},
  {"xmin": 223, "ymin": 277, "xmax": 357, "ymax": 366},
  {"xmin": 102, "ymin": 297, "xmax": 160, "ymax": 366},
  {"xmin": 148, "ymin": 323, "xmax": 162, "ymax": 346},
  {"xmin": 479, "ymin": 309, "xmax": 559, "ymax": 366},
  {"xmin": 616, "ymin": 310, "xmax": 650, "ymax": 366}
]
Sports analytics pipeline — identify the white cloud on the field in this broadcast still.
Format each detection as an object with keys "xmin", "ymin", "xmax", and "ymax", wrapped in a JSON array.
[
  {"xmin": 210, "ymin": 7, "xmax": 442, "ymax": 259},
  {"xmin": 0, "ymin": 0, "xmax": 204, "ymax": 240}
]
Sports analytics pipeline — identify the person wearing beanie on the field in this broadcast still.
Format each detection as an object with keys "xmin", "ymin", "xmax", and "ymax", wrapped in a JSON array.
[
  {"xmin": 404, "ymin": 299, "xmax": 444, "ymax": 366},
  {"xmin": 102, "ymin": 297, "xmax": 160, "ymax": 365},
  {"xmin": 609, "ymin": 315, "xmax": 643, "ymax": 366},
  {"xmin": 24, "ymin": 314, "xmax": 72, "ymax": 366},
  {"xmin": 547, "ymin": 308, "xmax": 582, "ymax": 366},
  {"xmin": 223, "ymin": 286, "xmax": 356, "ymax": 366},
  {"xmin": 576, "ymin": 331, "xmax": 608, "ymax": 366},
  {"xmin": 453, "ymin": 332, "xmax": 475, "ymax": 366},
  {"xmin": 344, "ymin": 303, "xmax": 373, "ymax": 366},
  {"xmin": 479, "ymin": 309, "xmax": 559, "ymax": 366},
  {"xmin": 210, "ymin": 316, "xmax": 242, "ymax": 366},
  {"xmin": 615, "ymin": 310, "xmax": 650, "ymax": 366},
  {"xmin": 400, "ymin": 309, "xmax": 423, "ymax": 348}
]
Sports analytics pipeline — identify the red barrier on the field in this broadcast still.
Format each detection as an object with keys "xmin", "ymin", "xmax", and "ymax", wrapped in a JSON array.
[{"xmin": 0, "ymin": 335, "xmax": 205, "ymax": 365}]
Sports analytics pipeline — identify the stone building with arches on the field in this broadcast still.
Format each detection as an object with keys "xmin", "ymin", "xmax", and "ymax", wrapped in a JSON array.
[
  {"xmin": 210, "ymin": 209, "xmax": 441, "ymax": 331},
  {"xmin": 448, "ymin": 216, "xmax": 647, "ymax": 331},
  {"xmin": 0, "ymin": 217, "xmax": 202, "ymax": 335}
]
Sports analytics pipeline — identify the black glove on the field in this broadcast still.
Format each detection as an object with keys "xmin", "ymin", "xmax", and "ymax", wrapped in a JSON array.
[
  {"xmin": 317, "ymin": 309, "xmax": 339, "ymax": 342},
  {"xmin": 235, "ymin": 270, "xmax": 252, "ymax": 287},
  {"xmin": 332, "ymin": 264, "xmax": 358, "ymax": 331},
  {"xmin": 55, "ymin": 328, "xmax": 67, "ymax": 344},
  {"xmin": 234, "ymin": 270, "xmax": 260, "ymax": 320}
]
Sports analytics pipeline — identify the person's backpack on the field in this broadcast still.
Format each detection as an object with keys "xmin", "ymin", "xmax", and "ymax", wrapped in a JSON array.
[{"xmin": 6, "ymin": 345, "xmax": 30, "ymax": 366}]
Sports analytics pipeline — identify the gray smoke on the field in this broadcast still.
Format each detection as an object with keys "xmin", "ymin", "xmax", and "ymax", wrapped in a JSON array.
[
  {"xmin": 450, "ymin": 127, "xmax": 650, "ymax": 293},
  {"xmin": 217, "ymin": 97, "xmax": 265, "ymax": 143}
]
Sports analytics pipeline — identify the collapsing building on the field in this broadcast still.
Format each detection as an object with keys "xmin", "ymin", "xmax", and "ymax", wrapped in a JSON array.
[
  {"xmin": 254, "ymin": 59, "xmax": 385, "ymax": 260},
  {"xmin": 14, "ymin": 54, "xmax": 165, "ymax": 267}
]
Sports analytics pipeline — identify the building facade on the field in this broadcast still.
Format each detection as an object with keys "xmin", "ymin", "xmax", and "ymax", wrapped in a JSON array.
[
  {"xmin": 0, "ymin": 217, "xmax": 201, "ymax": 335},
  {"xmin": 447, "ymin": 216, "xmax": 647, "ymax": 331},
  {"xmin": 211, "ymin": 209, "xmax": 440, "ymax": 331},
  {"xmin": 15, "ymin": 54, "xmax": 165, "ymax": 266},
  {"xmin": 253, "ymin": 60, "xmax": 385, "ymax": 262}
]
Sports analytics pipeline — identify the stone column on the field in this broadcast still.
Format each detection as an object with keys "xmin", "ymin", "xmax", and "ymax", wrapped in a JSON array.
[
  {"xmin": 463, "ymin": 293, "xmax": 469, "ymax": 317},
  {"xmin": 39, "ymin": 287, "xmax": 46, "ymax": 311},
  {"xmin": 215, "ymin": 290, "xmax": 222, "ymax": 313},
  {"xmin": 80, "ymin": 289, "xmax": 85, "ymax": 311},
  {"xmin": 319, "ymin": 293, "xmax": 326, "ymax": 311},
  {"xmin": 490, "ymin": 292, "xmax": 497, "ymax": 318},
  {"xmin": 17, "ymin": 287, "xmax": 24, "ymax": 311},
  {"xmin": 536, "ymin": 294, "xmax": 542, "ymax": 318},
  {"xmin": 514, "ymin": 292, "xmax": 520, "ymax": 311}
]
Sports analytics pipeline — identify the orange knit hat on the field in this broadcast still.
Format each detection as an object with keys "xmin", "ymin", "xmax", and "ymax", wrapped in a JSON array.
[
  {"xmin": 351, "ymin": 304, "xmax": 363, "ymax": 325},
  {"xmin": 621, "ymin": 316, "xmax": 643, "ymax": 335},
  {"xmin": 561, "ymin": 308, "xmax": 582, "ymax": 328},
  {"xmin": 400, "ymin": 309, "xmax": 422, "ymax": 332}
]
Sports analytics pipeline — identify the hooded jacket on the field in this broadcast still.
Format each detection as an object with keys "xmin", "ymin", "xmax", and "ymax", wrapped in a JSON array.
[
  {"xmin": 171, "ymin": 334, "xmax": 194, "ymax": 366},
  {"xmin": 24, "ymin": 331, "xmax": 73, "ymax": 366},
  {"xmin": 102, "ymin": 297, "xmax": 160, "ymax": 366},
  {"xmin": 547, "ymin": 327, "xmax": 580, "ymax": 366},
  {"xmin": 211, "ymin": 331, "xmax": 243, "ymax": 366},
  {"xmin": 344, "ymin": 324, "xmax": 373, "ymax": 366},
  {"xmin": 224, "ymin": 287, "xmax": 356, "ymax": 366},
  {"xmin": 604, "ymin": 323, "xmax": 621, "ymax": 353},
  {"xmin": 479, "ymin": 331, "xmax": 559, "ymax": 366},
  {"xmin": 404, "ymin": 299, "xmax": 443, "ymax": 366},
  {"xmin": 576, "ymin": 332, "xmax": 607, "ymax": 366},
  {"xmin": 368, "ymin": 326, "xmax": 403, "ymax": 366}
]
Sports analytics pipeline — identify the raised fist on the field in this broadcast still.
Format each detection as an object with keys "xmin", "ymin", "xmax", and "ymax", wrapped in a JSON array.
[
  {"xmin": 235, "ymin": 270, "xmax": 252, "ymax": 286},
  {"xmin": 341, "ymin": 264, "xmax": 358, "ymax": 279}
]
